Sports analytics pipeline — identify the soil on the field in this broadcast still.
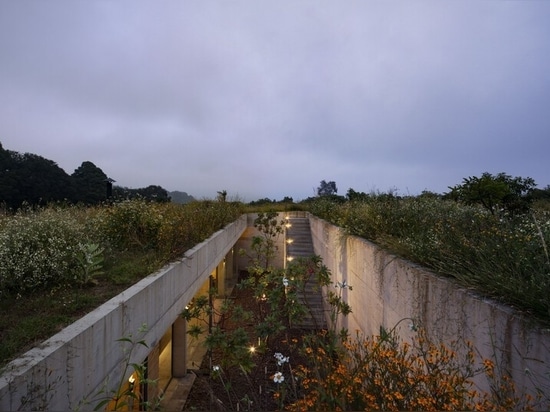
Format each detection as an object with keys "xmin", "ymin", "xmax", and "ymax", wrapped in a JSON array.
[{"xmin": 182, "ymin": 285, "xmax": 312, "ymax": 411}]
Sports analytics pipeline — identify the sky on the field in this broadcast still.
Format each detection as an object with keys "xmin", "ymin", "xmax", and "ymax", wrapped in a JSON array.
[{"xmin": 1, "ymin": 1, "xmax": 549, "ymax": 202}]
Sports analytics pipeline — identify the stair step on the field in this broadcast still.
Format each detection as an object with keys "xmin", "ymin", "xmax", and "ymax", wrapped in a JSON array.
[{"xmin": 285, "ymin": 217, "xmax": 327, "ymax": 329}]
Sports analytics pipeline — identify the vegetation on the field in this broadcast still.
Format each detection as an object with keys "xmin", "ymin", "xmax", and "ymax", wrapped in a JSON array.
[
  {"xmin": 1, "ymin": 165, "xmax": 550, "ymax": 408},
  {"xmin": 444, "ymin": 172, "xmax": 537, "ymax": 216},
  {"xmin": 0, "ymin": 199, "xmax": 244, "ymax": 367},
  {"xmin": 291, "ymin": 323, "xmax": 539, "ymax": 411},
  {"xmin": 317, "ymin": 179, "xmax": 338, "ymax": 197},
  {"xmin": 183, "ymin": 211, "xmax": 540, "ymax": 411},
  {"xmin": 0, "ymin": 142, "xmax": 171, "ymax": 210},
  {"xmin": 307, "ymin": 175, "xmax": 550, "ymax": 322}
]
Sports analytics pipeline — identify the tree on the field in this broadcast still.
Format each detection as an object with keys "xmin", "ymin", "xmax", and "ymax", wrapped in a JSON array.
[
  {"xmin": 217, "ymin": 190, "xmax": 227, "ymax": 202},
  {"xmin": 444, "ymin": 172, "xmax": 536, "ymax": 216},
  {"xmin": 112, "ymin": 185, "xmax": 171, "ymax": 202},
  {"xmin": 317, "ymin": 180, "xmax": 337, "ymax": 197},
  {"xmin": 346, "ymin": 188, "xmax": 369, "ymax": 202},
  {"xmin": 71, "ymin": 161, "xmax": 109, "ymax": 205},
  {"xmin": 0, "ymin": 144, "xmax": 75, "ymax": 209},
  {"xmin": 137, "ymin": 185, "xmax": 170, "ymax": 202}
]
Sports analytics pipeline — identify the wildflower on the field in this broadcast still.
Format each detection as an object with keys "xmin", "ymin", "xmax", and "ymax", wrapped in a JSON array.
[
  {"xmin": 212, "ymin": 365, "xmax": 220, "ymax": 372},
  {"xmin": 283, "ymin": 277, "xmax": 289, "ymax": 287},
  {"xmin": 273, "ymin": 372, "xmax": 284, "ymax": 383},
  {"xmin": 336, "ymin": 280, "xmax": 350, "ymax": 289},
  {"xmin": 275, "ymin": 352, "xmax": 290, "ymax": 365}
]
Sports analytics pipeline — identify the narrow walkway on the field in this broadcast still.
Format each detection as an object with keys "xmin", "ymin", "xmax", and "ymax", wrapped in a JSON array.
[
  {"xmin": 285, "ymin": 217, "xmax": 327, "ymax": 330},
  {"xmin": 164, "ymin": 216, "xmax": 326, "ymax": 410}
]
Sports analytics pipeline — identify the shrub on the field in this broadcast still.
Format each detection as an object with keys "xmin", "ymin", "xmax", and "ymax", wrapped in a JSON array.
[
  {"xmin": 0, "ymin": 206, "xmax": 93, "ymax": 296},
  {"xmin": 100, "ymin": 199, "xmax": 164, "ymax": 251},
  {"xmin": 305, "ymin": 196, "xmax": 550, "ymax": 321},
  {"xmin": 291, "ymin": 325, "xmax": 539, "ymax": 411}
]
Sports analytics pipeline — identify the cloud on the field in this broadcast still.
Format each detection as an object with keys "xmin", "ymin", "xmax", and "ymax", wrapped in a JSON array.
[{"xmin": 1, "ymin": 1, "xmax": 549, "ymax": 201}]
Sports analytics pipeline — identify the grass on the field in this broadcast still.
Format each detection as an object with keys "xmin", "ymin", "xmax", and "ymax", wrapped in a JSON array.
[
  {"xmin": 0, "ymin": 200, "xmax": 244, "ymax": 368},
  {"xmin": 307, "ymin": 195, "xmax": 550, "ymax": 323},
  {"xmin": 0, "ymin": 250, "xmax": 161, "ymax": 366}
]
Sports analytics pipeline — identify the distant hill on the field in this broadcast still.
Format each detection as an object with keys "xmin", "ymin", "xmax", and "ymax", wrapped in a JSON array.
[{"xmin": 169, "ymin": 191, "xmax": 195, "ymax": 204}]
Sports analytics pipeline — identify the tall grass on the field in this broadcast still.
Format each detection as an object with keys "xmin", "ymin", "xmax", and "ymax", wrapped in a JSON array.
[
  {"xmin": 308, "ymin": 196, "xmax": 550, "ymax": 321},
  {"xmin": 0, "ymin": 200, "xmax": 244, "ymax": 366}
]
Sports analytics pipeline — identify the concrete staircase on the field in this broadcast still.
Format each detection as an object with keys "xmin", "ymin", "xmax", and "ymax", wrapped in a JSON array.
[{"xmin": 285, "ymin": 217, "xmax": 327, "ymax": 330}]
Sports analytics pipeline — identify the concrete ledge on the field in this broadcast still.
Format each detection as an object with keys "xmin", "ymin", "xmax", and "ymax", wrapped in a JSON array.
[{"xmin": 160, "ymin": 373, "xmax": 196, "ymax": 411}]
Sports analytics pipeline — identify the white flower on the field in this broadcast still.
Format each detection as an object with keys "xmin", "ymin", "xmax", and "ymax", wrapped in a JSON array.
[
  {"xmin": 336, "ymin": 280, "xmax": 350, "ymax": 289},
  {"xmin": 273, "ymin": 372, "xmax": 284, "ymax": 384},
  {"xmin": 212, "ymin": 365, "xmax": 220, "ymax": 372},
  {"xmin": 274, "ymin": 352, "xmax": 289, "ymax": 366},
  {"xmin": 283, "ymin": 277, "xmax": 289, "ymax": 287}
]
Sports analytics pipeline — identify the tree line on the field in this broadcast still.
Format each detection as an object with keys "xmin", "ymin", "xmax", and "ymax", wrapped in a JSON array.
[
  {"xmin": 0, "ymin": 142, "xmax": 171, "ymax": 211},
  {"xmin": 314, "ymin": 175, "xmax": 550, "ymax": 215}
]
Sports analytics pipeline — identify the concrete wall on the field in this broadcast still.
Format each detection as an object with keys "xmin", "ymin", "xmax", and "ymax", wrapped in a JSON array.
[
  {"xmin": 309, "ymin": 214, "xmax": 550, "ymax": 405},
  {"xmin": 0, "ymin": 215, "xmax": 247, "ymax": 411}
]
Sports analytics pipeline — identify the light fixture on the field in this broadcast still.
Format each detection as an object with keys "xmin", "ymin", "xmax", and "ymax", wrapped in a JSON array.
[
  {"xmin": 286, "ymin": 256, "xmax": 294, "ymax": 262},
  {"xmin": 286, "ymin": 239, "xmax": 294, "ymax": 244}
]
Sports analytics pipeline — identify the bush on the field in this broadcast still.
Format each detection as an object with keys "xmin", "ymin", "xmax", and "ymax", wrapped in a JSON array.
[
  {"xmin": 100, "ymin": 199, "xmax": 164, "ymax": 251},
  {"xmin": 291, "ymin": 325, "xmax": 539, "ymax": 411},
  {"xmin": 304, "ymin": 196, "xmax": 550, "ymax": 321},
  {"xmin": 0, "ymin": 206, "xmax": 94, "ymax": 296}
]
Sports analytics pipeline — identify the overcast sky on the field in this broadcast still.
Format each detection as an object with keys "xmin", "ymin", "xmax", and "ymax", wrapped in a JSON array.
[{"xmin": 1, "ymin": 1, "xmax": 549, "ymax": 201}]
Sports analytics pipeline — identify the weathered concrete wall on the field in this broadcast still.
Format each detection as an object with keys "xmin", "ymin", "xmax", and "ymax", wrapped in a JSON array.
[
  {"xmin": 309, "ymin": 214, "xmax": 550, "ymax": 405},
  {"xmin": 0, "ymin": 215, "xmax": 247, "ymax": 411}
]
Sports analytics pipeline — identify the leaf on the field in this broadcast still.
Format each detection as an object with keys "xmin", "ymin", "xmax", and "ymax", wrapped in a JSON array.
[{"xmin": 93, "ymin": 398, "xmax": 112, "ymax": 411}]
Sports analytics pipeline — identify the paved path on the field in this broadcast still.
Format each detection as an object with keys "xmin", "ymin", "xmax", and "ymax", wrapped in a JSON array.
[{"xmin": 285, "ymin": 217, "xmax": 327, "ymax": 330}]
